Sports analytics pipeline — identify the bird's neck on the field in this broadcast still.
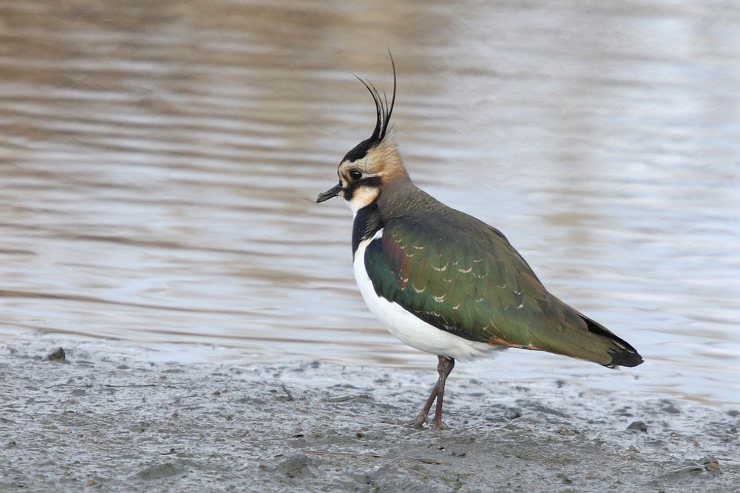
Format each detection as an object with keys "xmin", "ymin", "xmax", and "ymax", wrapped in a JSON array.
[{"xmin": 377, "ymin": 180, "xmax": 438, "ymax": 218}]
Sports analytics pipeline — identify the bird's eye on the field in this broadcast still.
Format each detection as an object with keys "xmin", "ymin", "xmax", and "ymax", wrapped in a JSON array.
[{"xmin": 349, "ymin": 170, "xmax": 362, "ymax": 181}]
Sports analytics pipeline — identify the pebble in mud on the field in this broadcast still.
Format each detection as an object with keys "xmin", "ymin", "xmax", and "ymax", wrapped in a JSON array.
[
  {"xmin": 273, "ymin": 454, "xmax": 318, "ymax": 479},
  {"xmin": 701, "ymin": 456, "xmax": 721, "ymax": 474},
  {"xmin": 504, "ymin": 408, "xmax": 522, "ymax": 420},
  {"xmin": 660, "ymin": 400, "xmax": 681, "ymax": 415},
  {"xmin": 135, "ymin": 462, "xmax": 187, "ymax": 480},
  {"xmin": 47, "ymin": 347, "xmax": 66, "ymax": 361},
  {"xmin": 627, "ymin": 421, "xmax": 648, "ymax": 432}
]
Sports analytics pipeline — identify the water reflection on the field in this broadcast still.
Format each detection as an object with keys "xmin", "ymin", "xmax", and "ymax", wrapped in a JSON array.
[{"xmin": 0, "ymin": 0, "xmax": 738, "ymax": 406}]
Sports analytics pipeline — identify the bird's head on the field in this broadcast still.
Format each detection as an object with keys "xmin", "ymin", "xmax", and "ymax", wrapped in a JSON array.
[{"xmin": 316, "ymin": 56, "xmax": 409, "ymax": 213}]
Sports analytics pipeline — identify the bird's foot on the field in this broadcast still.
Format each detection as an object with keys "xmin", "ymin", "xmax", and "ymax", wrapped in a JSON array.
[
  {"xmin": 407, "ymin": 416, "xmax": 447, "ymax": 431},
  {"xmin": 408, "ymin": 413, "xmax": 428, "ymax": 429}
]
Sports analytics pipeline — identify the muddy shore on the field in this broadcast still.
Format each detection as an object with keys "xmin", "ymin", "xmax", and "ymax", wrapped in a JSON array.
[{"xmin": 1, "ymin": 338, "xmax": 737, "ymax": 492}]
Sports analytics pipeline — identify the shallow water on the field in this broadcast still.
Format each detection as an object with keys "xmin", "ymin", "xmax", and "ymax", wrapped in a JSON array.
[{"xmin": 1, "ymin": 0, "xmax": 738, "ymax": 405}]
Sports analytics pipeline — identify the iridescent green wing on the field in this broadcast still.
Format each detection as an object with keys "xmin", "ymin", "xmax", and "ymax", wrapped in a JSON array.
[
  {"xmin": 364, "ymin": 212, "xmax": 543, "ymax": 344},
  {"xmin": 364, "ymin": 211, "xmax": 639, "ymax": 366}
]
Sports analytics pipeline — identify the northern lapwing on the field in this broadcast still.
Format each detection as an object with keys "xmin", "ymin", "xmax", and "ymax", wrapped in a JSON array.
[{"xmin": 317, "ymin": 57, "xmax": 643, "ymax": 431}]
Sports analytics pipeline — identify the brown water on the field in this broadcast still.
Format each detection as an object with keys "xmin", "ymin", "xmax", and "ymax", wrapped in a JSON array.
[{"xmin": 1, "ymin": 0, "xmax": 738, "ymax": 405}]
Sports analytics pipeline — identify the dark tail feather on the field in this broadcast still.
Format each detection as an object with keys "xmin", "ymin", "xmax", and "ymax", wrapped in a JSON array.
[{"xmin": 582, "ymin": 315, "xmax": 643, "ymax": 368}]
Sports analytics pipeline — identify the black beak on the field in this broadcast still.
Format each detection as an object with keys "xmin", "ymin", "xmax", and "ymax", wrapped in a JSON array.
[{"xmin": 316, "ymin": 183, "xmax": 342, "ymax": 203}]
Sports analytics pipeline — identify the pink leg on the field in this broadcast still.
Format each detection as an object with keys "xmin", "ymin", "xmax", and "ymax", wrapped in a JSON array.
[{"xmin": 409, "ymin": 356, "xmax": 455, "ymax": 430}]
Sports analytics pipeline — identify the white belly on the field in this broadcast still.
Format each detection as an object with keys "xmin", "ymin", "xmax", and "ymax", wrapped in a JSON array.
[{"xmin": 353, "ymin": 229, "xmax": 498, "ymax": 362}]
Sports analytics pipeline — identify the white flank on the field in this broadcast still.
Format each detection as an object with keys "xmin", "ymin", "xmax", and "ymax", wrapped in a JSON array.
[{"xmin": 354, "ymin": 229, "xmax": 498, "ymax": 362}]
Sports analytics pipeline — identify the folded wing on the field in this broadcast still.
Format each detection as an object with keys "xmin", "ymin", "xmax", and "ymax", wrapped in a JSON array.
[{"xmin": 364, "ymin": 212, "xmax": 642, "ymax": 368}]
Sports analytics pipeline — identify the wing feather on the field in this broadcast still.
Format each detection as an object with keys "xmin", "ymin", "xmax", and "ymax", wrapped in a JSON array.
[{"xmin": 364, "ymin": 211, "xmax": 642, "ymax": 367}]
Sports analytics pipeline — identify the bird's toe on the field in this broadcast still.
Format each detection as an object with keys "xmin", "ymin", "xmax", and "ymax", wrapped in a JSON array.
[{"xmin": 408, "ymin": 415, "xmax": 427, "ymax": 429}]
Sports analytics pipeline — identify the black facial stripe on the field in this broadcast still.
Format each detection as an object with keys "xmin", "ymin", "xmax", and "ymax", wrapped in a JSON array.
[
  {"xmin": 342, "ymin": 175, "xmax": 383, "ymax": 201},
  {"xmin": 359, "ymin": 176, "xmax": 382, "ymax": 187}
]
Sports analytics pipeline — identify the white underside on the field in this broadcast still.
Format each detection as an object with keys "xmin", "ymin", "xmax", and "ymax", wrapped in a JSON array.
[{"xmin": 354, "ymin": 229, "xmax": 498, "ymax": 362}]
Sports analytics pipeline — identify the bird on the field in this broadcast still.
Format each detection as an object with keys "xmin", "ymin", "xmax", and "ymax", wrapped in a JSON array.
[{"xmin": 316, "ymin": 56, "xmax": 643, "ymax": 431}]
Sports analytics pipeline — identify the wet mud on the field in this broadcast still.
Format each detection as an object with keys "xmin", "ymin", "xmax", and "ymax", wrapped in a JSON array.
[{"xmin": 1, "ymin": 339, "xmax": 737, "ymax": 492}]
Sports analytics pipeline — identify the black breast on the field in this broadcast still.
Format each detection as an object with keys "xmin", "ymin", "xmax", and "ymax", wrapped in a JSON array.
[{"xmin": 352, "ymin": 203, "xmax": 383, "ymax": 257}]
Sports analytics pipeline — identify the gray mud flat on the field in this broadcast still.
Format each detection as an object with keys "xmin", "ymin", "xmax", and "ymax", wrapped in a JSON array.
[{"xmin": 1, "ymin": 340, "xmax": 737, "ymax": 492}]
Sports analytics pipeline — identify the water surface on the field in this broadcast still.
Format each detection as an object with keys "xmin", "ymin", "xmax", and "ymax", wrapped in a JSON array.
[{"xmin": 1, "ymin": 0, "xmax": 738, "ymax": 405}]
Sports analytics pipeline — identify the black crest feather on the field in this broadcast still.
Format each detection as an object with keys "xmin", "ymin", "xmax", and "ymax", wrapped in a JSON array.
[{"xmin": 343, "ymin": 52, "xmax": 397, "ymax": 162}]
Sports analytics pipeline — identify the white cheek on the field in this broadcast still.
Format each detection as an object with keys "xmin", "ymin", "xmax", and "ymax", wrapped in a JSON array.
[
  {"xmin": 348, "ymin": 192, "xmax": 366, "ymax": 216},
  {"xmin": 347, "ymin": 187, "xmax": 379, "ymax": 216}
]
